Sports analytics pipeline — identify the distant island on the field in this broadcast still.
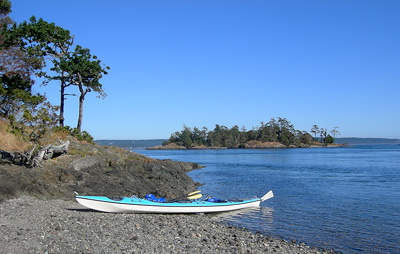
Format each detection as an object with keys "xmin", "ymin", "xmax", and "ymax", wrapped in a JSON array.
[
  {"xmin": 149, "ymin": 119, "xmax": 343, "ymax": 149},
  {"xmin": 95, "ymin": 137, "xmax": 399, "ymax": 150}
]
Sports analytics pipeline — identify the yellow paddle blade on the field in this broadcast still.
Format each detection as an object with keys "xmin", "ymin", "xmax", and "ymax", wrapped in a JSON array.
[
  {"xmin": 187, "ymin": 194, "xmax": 202, "ymax": 200},
  {"xmin": 187, "ymin": 191, "xmax": 201, "ymax": 196}
]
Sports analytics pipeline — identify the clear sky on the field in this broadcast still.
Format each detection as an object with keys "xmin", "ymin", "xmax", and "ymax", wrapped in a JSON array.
[{"xmin": 9, "ymin": 0, "xmax": 400, "ymax": 140}]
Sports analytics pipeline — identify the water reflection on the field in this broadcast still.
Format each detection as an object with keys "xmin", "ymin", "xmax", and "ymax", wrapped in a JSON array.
[{"xmin": 210, "ymin": 206, "xmax": 275, "ymax": 232}]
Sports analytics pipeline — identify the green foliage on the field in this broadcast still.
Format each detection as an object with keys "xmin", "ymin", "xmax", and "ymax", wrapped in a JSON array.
[
  {"xmin": 51, "ymin": 45, "xmax": 108, "ymax": 97},
  {"xmin": 8, "ymin": 94, "xmax": 59, "ymax": 143},
  {"xmin": 300, "ymin": 132, "xmax": 313, "ymax": 145},
  {"xmin": 1, "ymin": 0, "xmax": 61, "ymax": 145},
  {"xmin": 325, "ymin": 135, "xmax": 334, "ymax": 144},
  {"xmin": 167, "ymin": 118, "xmax": 317, "ymax": 148},
  {"xmin": 167, "ymin": 119, "xmax": 341, "ymax": 148},
  {"xmin": 3, "ymin": 16, "xmax": 73, "ymax": 63},
  {"xmin": 0, "ymin": 74, "xmax": 36, "ymax": 117},
  {"xmin": 310, "ymin": 125, "xmax": 319, "ymax": 140},
  {"xmin": 0, "ymin": 0, "xmax": 12, "ymax": 15},
  {"xmin": 330, "ymin": 126, "xmax": 340, "ymax": 139},
  {"xmin": 50, "ymin": 45, "xmax": 109, "ymax": 131},
  {"xmin": 1, "ymin": 10, "xmax": 44, "ymax": 119},
  {"xmin": 2, "ymin": 7, "xmax": 108, "ymax": 138},
  {"xmin": 1, "ymin": 17, "xmax": 73, "ymax": 91},
  {"xmin": 162, "ymin": 140, "xmax": 171, "ymax": 146},
  {"xmin": 54, "ymin": 126, "xmax": 94, "ymax": 143}
]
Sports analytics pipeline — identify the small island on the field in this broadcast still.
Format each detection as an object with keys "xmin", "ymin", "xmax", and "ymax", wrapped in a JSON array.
[{"xmin": 149, "ymin": 118, "xmax": 345, "ymax": 150}]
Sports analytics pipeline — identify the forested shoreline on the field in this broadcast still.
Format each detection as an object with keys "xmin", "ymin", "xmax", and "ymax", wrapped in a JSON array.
[{"xmin": 162, "ymin": 118, "xmax": 340, "ymax": 149}]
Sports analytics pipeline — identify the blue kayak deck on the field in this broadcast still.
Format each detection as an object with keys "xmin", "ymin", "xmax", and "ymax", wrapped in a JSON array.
[{"xmin": 76, "ymin": 196, "xmax": 259, "ymax": 207}]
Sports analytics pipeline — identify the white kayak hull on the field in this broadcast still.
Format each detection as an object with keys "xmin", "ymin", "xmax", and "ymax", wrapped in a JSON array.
[{"xmin": 76, "ymin": 191, "xmax": 273, "ymax": 214}]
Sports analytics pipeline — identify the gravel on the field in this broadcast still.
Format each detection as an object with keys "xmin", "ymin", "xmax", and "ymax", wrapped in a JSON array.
[{"xmin": 0, "ymin": 197, "xmax": 337, "ymax": 254}]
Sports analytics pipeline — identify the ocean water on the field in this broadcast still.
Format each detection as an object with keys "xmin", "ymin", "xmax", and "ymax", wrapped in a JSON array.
[{"xmin": 134, "ymin": 145, "xmax": 400, "ymax": 254}]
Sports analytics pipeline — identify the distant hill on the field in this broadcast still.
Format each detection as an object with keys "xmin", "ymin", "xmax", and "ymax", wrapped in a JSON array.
[
  {"xmin": 335, "ymin": 137, "xmax": 400, "ymax": 145},
  {"xmin": 95, "ymin": 139, "xmax": 167, "ymax": 149}
]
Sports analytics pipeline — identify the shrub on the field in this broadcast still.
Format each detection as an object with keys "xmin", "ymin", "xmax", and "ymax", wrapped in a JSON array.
[{"xmin": 53, "ymin": 126, "xmax": 94, "ymax": 143}]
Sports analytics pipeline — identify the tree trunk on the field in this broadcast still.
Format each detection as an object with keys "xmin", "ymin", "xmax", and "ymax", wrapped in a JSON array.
[
  {"xmin": 77, "ymin": 92, "xmax": 85, "ymax": 132},
  {"xmin": 76, "ymin": 76, "xmax": 87, "ymax": 132},
  {"xmin": 60, "ymin": 78, "xmax": 65, "ymax": 127}
]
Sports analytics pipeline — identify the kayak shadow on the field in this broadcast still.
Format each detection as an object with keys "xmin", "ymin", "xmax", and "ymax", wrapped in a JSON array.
[{"xmin": 67, "ymin": 208, "xmax": 104, "ymax": 213}]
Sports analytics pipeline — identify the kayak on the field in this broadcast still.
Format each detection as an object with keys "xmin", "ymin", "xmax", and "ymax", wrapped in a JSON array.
[{"xmin": 75, "ymin": 190, "xmax": 273, "ymax": 214}]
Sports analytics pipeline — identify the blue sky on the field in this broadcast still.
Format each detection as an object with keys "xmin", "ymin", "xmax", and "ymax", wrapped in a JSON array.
[{"xmin": 10, "ymin": 0, "xmax": 400, "ymax": 140}]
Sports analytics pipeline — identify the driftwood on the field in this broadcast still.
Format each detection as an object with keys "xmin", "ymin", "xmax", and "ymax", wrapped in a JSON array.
[
  {"xmin": 0, "ymin": 140, "xmax": 70, "ymax": 168},
  {"xmin": 31, "ymin": 140, "xmax": 70, "ymax": 167}
]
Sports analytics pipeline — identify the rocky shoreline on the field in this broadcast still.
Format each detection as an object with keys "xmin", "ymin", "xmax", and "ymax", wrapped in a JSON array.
[
  {"xmin": 1, "ymin": 139, "xmax": 339, "ymax": 253},
  {"xmin": 0, "ymin": 138, "xmax": 203, "ymax": 201},
  {"xmin": 0, "ymin": 196, "xmax": 337, "ymax": 254}
]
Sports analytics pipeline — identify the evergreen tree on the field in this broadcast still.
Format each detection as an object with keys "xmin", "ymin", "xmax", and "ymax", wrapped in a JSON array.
[
  {"xmin": 51, "ymin": 45, "xmax": 109, "ymax": 131},
  {"xmin": 311, "ymin": 125, "xmax": 319, "ymax": 141},
  {"xmin": 325, "ymin": 134, "xmax": 334, "ymax": 144},
  {"xmin": 330, "ymin": 126, "xmax": 340, "ymax": 139},
  {"xmin": 164, "ymin": 118, "xmax": 330, "ymax": 149},
  {"xmin": 0, "ymin": 4, "xmax": 44, "ymax": 119}
]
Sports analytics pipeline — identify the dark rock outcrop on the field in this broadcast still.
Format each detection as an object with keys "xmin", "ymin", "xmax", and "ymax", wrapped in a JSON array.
[{"xmin": 0, "ymin": 139, "xmax": 203, "ymax": 201}]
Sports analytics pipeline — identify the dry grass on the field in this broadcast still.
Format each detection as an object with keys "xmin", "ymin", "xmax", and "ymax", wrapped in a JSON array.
[
  {"xmin": 38, "ymin": 129, "xmax": 70, "ymax": 146},
  {"xmin": 0, "ymin": 119, "xmax": 92, "ymax": 154},
  {"xmin": 0, "ymin": 119, "xmax": 32, "ymax": 152}
]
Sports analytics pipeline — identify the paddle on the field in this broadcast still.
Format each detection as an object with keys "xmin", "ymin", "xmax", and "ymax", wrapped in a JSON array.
[
  {"xmin": 187, "ymin": 194, "xmax": 203, "ymax": 200},
  {"xmin": 169, "ymin": 191, "xmax": 202, "ymax": 202},
  {"xmin": 187, "ymin": 191, "xmax": 201, "ymax": 196},
  {"xmin": 260, "ymin": 190, "xmax": 274, "ymax": 202},
  {"xmin": 187, "ymin": 190, "xmax": 202, "ymax": 200}
]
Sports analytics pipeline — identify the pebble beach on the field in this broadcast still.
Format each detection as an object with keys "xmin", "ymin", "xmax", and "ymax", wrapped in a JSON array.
[{"xmin": 0, "ymin": 197, "xmax": 337, "ymax": 254}]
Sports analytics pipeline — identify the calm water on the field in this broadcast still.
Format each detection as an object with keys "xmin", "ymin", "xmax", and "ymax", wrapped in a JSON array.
[{"xmin": 134, "ymin": 145, "xmax": 400, "ymax": 254}]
